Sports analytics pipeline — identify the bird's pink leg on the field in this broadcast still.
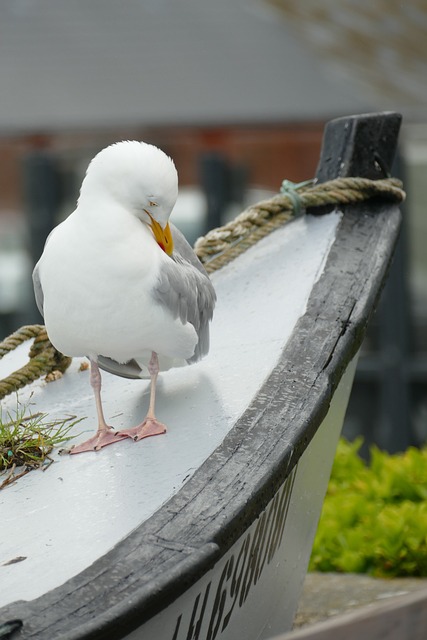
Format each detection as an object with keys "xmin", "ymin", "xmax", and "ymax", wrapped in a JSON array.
[
  {"xmin": 69, "ymin": 360, "xmax": 128, "ymax": 454},
  {"xmin": 118, "ymin": 352, "xmax": 167, "ymax": 441}
]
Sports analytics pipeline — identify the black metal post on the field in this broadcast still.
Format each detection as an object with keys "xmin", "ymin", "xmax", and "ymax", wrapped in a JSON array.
[{"xmin": 22, "ymin": 150, "xmax": 61, "ymax": 322}]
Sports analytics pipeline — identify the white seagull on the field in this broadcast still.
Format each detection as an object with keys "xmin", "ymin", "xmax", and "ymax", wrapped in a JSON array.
[{"xmin": 33, "ymin": 141, "xmax": 216, "ymax": 454}]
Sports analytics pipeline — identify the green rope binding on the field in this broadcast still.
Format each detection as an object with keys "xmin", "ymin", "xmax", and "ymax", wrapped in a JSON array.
[{"xmin": 0, "ymin": 175, "xmax": 405, "ymax": 399}]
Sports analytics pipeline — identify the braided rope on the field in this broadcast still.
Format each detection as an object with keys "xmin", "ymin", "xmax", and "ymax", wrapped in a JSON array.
[
  {"xmin": 0, "ymin": 176, "xmax": 405, "ymax": 399},
  {"xmin": 195, "ymin": 177, "xmax": 405, "ymax": 273},
  {"xmin": 0, "ymin": 325, "xmax": 71, "ymax": 400}
]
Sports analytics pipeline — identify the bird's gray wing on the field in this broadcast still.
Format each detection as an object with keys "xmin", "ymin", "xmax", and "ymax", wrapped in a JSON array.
[
  {"xmin": 153, "ymin": 224, "xmax": 216, "ymax": 363},
  {"xmin": 170, "ymin": 223, "xmax": 210, "ymax": 276},
  {"xmin": 97, "ymin": 356, "xmax": 145, "ymax": 379},
  {"xmin": 32, "ymin": 262, "xmax": 44, "ymax": 317},
  {"xmin": 32, "ymin": 228, "xmax": 58, "ymax": 318}
]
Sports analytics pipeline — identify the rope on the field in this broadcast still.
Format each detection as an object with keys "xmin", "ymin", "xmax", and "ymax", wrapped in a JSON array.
[
  {"xmin": 0, "ymin": 176, "xmax": 405, "ymax": 399},
  {"xmin": 0, "ymin": 325, "xmax": 71, "ymax": 400},
  {"xmin": 195, "ymin": 176, "xmax": 405, "ymax": 273}
]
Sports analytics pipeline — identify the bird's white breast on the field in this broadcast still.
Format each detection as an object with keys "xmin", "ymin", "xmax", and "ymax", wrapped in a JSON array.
[{"xmin": 38, "ymin": 204, "xmax": 198, "ymax": 365}]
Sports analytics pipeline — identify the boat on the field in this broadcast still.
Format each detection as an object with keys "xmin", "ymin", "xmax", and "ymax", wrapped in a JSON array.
[{"xmin": 0, "ymin": 112, "xmax": 403, "ymax": 640}]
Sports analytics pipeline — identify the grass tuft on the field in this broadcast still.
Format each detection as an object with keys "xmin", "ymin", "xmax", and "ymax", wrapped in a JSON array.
[{"xmin": 0, "ymin": 397, "xmax": 82, "ymax": 488}]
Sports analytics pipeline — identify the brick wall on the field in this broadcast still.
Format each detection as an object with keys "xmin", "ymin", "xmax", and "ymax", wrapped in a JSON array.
[{"xmin": 0, "ymin": 122, "xmax": 324, "ymax": 214}]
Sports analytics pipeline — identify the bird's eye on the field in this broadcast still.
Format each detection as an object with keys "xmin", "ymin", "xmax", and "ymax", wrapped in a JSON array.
[{"xmin": 149, "ymin": 201, "xmax": 158, "ymax": 207}]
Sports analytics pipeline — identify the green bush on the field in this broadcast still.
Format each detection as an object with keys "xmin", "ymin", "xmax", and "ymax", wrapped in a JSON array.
[{"xmin": 309, "ymin": 438, "xmax": 427, "ymax": 577}]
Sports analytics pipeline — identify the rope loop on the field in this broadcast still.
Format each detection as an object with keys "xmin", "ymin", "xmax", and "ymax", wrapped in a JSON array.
[{"xmin": 0, "ymin": 325, "xmax": 71, "ymax": 400}]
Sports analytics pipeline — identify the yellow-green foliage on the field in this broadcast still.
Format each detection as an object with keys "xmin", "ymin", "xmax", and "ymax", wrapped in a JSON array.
[{"xmin": 309, "ymin": 438, "xmax": 427, "ymax": 577}]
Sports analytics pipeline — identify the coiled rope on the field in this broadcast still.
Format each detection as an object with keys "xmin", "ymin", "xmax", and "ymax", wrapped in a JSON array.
[
  {"xmin": 0, "ymin": 325, "xmax": 71, "ymax": 400},
  {"xmin": 0, "ymin": 176, "xmax": 405, "ymax": 400}
]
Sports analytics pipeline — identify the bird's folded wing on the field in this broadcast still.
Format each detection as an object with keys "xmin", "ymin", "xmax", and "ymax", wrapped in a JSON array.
[
  {"xmin": 152, "ymin": 224, "xmax": 216, "ymax": 363},
  {"xmin": 32, "ymin": 228, "xmax": 58, "ymax": 318},
  {"xmin": 96, "ymin": 356, "xmax": 147, "ymax": 379}
]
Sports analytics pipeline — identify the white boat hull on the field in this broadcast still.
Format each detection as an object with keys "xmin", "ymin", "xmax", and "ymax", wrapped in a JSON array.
[{"xmin": 133, "ymin": 358, "xmax": 357, "ymax": 640}]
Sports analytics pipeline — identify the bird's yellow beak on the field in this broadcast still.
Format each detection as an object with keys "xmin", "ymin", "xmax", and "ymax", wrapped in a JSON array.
[{"xmin": 147, "ymin": 214, "xmax": 174, "ymax": 256}]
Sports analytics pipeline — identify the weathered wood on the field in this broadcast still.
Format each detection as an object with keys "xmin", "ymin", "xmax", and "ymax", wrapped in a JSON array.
[
  {"xmin": 315, "ymin": 111, "xmax": 402, "ymax": 182},
  {"xmin": 0, "ymin": 113, "xmax": 403, "ymax": 639},
  {"xmin": 275, "ymin": 587, "xmax": 427, "ymax": 640}
]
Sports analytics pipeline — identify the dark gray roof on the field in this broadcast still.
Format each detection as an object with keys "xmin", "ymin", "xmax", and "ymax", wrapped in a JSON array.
[{"xmin": 0, "ymin": 0, "xmax": 370, "ymax": 132}]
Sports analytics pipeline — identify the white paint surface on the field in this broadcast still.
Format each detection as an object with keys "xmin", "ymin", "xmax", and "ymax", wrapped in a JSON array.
[{"xmin": 0, "ymin": 212, "xmax": 341, "ymax": 606}]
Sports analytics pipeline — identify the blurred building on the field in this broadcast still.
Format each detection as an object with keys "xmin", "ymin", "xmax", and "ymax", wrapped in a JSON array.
[
  {"xmin": 0, "ymin": 0, "xmax": 371, "ymax": 325},
  {"xmin": 0, "ymin": 0, "xmax": 371, "ymax": 209}
]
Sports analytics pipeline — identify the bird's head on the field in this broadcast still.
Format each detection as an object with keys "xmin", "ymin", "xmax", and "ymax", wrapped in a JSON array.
[{"xmin": 80, "ymin": 140, "xmax": 178, "ymax": 255}]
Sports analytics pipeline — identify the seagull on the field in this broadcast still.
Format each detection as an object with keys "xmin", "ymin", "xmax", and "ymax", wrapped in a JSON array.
[{"xmin": 33, "ymin": 141, "xmax": 216, "ymax": 454}]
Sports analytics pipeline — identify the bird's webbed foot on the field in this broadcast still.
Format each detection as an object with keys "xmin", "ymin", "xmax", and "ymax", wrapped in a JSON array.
[
  {"xmin": 67, "ymin": 426, "xmax": 129, "ymax": 454},
  {"xmin": 117, "ymin": 417, "xmax": 167, "ymax": 442}
]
